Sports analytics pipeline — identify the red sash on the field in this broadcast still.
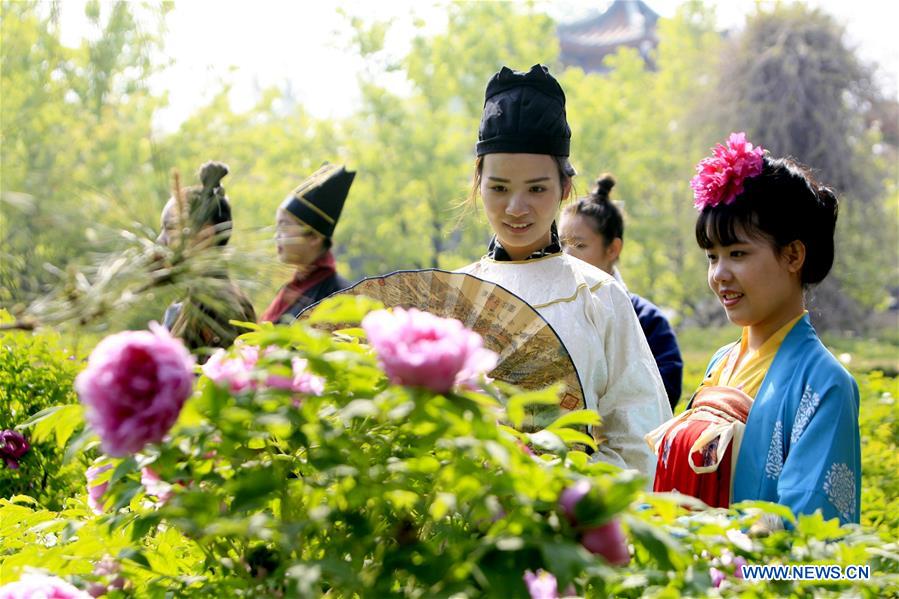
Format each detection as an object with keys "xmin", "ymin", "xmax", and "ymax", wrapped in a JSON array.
[
  {"xmin": 647, "ymin": 385, "xmax": 753, "ymax": 508},
  {"xmin": 260, "ymin": 252, "xmax": 336, "ymax": 323}
]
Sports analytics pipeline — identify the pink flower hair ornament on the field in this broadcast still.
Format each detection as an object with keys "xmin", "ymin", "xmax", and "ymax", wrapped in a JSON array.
[{"xmin": 690, "ymin": 132, "xmax": 765, "ymax": 211}]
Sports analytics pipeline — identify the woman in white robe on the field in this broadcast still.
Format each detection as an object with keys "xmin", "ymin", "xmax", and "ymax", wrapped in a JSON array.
[{"xmin": 458, "ymin": 65, "xmax": 671, "ymax": 480}]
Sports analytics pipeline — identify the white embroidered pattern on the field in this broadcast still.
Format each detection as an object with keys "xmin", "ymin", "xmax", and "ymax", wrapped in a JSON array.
[
  {"xmin": 790, "ymin": 385, "xmax": 822, "ymax": 445},
  {"xmin": 764, "ymin": 420, "xmax": 784, "ymax": 479},
  {"xmin": 823, "ymin": 462, "xmax": 856, "ymax": 522}
]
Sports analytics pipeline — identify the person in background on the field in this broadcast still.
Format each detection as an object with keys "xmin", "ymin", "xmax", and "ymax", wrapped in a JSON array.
[
  {"xmin": 559, "ymin": 174, "xmax": 683, "ymax": 409},
  {"xmin": 158, "ymin": 161, "xmax": 256, "ymax": 360},
  {"xmin": 260, "ymin": 164, "xmax": 355, "ymax": 323}
]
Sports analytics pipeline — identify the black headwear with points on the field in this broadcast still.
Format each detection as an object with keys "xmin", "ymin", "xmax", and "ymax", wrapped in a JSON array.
[
  {"xmin": 476, "ymin": 64, "xmax": 571, "ymax": 157},
  {"xmin": 280, "ymin": 164, "xmax": 356, "ymax": 239}
]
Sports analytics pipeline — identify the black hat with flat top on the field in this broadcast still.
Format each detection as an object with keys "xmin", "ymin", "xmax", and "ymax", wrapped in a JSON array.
[
  {"xmin": 476, "ymin": 64, "xmax": 570, "ymax": 157},
  {"xmin": 280, "ymin": 164, "xmax": 355, "ymax": 238}
]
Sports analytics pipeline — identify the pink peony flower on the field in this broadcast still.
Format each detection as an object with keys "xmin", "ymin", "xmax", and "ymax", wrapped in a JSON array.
[
  {"xmin": 75, "ymin": 323, "xmax": 195, "ymax": 457},
  {"xmin": 361, "ymin": 308, "xmax": 498, "ymax": 394},
  {"xmin": 204, "ymin": 345, "xmax": 324, "ymax": 400},
  {"xmin": 140, "ymin": 467, "xmax": 173, "ymax": 504},
  {"xmin": 690, "ymin": 132, "xmax": 765, "ymax": 210},
  {"xmin": 558, "ymin": 478, "xmax": 591, "ymax": 524},
  {"xmin": 581, "ymin": 519, "xmax": 630, "ymax": 565},
  {"xmin": 522, "ymin": 569, "xmax": 558, "ymax": 599},
  {"xmin": 0, "ymin": 430, "xmax": 30, "ymax": 469},
  {"xmin": 0, "ymin": 572, "xmax": 93, "ymax": 598},
  {"xmin": 85, "ymin": 463, "xmax": 112, "ymax": 515}
]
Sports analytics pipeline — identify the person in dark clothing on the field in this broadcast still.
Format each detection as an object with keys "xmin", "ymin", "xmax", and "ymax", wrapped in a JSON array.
[
  {"xmin": 559, "ymin": 174, "xmax": 683, "ymax": 409},
  {"xmin": 260, "ymin": 164, "xmax": 355, "ymax": 323},
  {"xmin": 157, "ymin": 161, "xmax": 256, "ymax": 361}
]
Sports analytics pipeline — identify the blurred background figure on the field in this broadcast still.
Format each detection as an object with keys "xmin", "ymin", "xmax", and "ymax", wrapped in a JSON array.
[
  {"xmin": 158, "ymin": 161, "xmax": 256, "ymax": 360},
  {"xmin": 260, "ymin": 164, "xmax": 355, "ymax": 323},
  {"xmin": 560, "ymin": 174, "xmax": 683, "ymax": 409}
]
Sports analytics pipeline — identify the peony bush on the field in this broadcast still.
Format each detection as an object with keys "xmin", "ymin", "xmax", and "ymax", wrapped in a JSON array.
[{"xmin": 0, "ymin": 297, "xmax": 897, "ymax": 597}]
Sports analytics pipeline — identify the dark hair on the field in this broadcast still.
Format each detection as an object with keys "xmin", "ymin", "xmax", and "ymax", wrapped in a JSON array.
[
  {"xmin": 562, "ymin": 173, "xmax": 623, "ymax": 244},
  {"xmin": 695, "ymin": 156, "xmax": 839, "ymax": 285},
  {"xmin": 468, "ymin": 154, "xmax": 576, "ymax": 207},
  {"xmin": 182, "ymin": 161, "xmax": 233, "ymax": 246}
]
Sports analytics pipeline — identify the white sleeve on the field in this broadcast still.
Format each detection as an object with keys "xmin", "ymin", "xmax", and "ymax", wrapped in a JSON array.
[{"xmin": 588, "ymin": 281, "xmax": 673, "ymax": 483}]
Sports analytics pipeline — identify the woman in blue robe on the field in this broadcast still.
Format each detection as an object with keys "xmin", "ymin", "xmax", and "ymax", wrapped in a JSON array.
[{"xmin": 648, "ymin": 133, "xmax": 860, "ymax": 525}]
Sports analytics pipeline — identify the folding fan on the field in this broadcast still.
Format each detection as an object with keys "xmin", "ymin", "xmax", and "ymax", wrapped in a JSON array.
[{"xmin": 299, "ymin": 269, "xmax": 585, "ymax": 431}]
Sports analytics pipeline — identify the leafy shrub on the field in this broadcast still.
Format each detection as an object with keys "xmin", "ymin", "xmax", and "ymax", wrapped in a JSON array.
[
  {"xmin": 0, "ymin": 311, "xmax": 86, "ymax": 509},
  {"xmin": 858, "ymin": 371, "xmax": 899, "ymax": 540},
  {"xmin": 1, "ymin": 300, "xmax": 897, "ymax": 597}
]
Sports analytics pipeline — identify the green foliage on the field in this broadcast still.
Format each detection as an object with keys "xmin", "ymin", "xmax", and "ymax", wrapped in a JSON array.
[
  {"xmin": 857, "ymin": 372, "xmax": 899, "ymax": 540},
  {"xmin": 1, "ymin": 302, "xmax": 897, "ymax": 597},
  {"xmin": 1, "ymin": 1, "xmax": 170, "ymax": 307},
  {"xmin": 0, "ymin": 311, "xmax": 86, "ymax": 509},
  {"xmin": 4, "ymin": 1, "xmax": 895, "ymax": 334},
  {"xmin": 715, "ymin": 3, "xmax": 895, "ymax": 316}
]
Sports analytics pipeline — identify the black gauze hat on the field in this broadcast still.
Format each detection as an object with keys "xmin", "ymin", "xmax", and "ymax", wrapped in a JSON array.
[
  {"xmin": 280, "ymin": 164, "xmax": 356, "ymax": 238},
  {"xmin": 476, "ymin": 64, "xmax": 570, "ymax": 157}
]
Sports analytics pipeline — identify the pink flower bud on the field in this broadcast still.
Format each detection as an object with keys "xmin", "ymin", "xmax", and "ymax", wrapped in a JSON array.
[
  {"xmin": 522, "ymin": 569, "xmax": 558, "ymax": 599},
  {"xmin": 558, "ymin": 479, "xmax": 591, "ymax": 524},
  {"xmin": 0, "ymin": 430, "xmax": 30, "ymax": 469},
  {"xmin": 580, "ymin": 519, "xmax": 629, "ymax": 565},
  {"xmin": 710, "ymin": 566, "xmax": 726, "ymax": 588},
  {"xmin": 85, "ymin": 463, "xmax": 113, "ymax": 515}
]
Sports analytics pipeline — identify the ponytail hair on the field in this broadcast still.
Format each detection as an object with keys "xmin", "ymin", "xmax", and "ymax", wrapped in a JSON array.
[
  {"xmin": 562, "ymin": 173, "xmax": 624, "ymax": 244},
  {"xmin": 695, "ymin": 156, "xmax": 839, "ymax": 285}
]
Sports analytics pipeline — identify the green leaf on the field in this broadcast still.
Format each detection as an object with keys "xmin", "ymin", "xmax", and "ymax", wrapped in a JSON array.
[
  {"xmin": 230, "ymin": 468, "xmax": 280, "ymax": 512},
  {"xmin": 527, "ymin": 430, "xmax": 567, "ymax": 454},
  {"xmin": 306, "ymin": 295, "xmax": 383, "ymax": 326},
  {"xmin": 547, "ymin": 409, "xmax": 601, "ymax": 430},
  {"xmin": 506, "ymin": 386, "xmax": 563, "ymax": 428},
  {"xmin": 539, "ymin": 541, "xmax": 592, "ymax": 588},
  {"xmin": 624, "ymin": 515, "xmax": 685, "ymax": 570},
  {"xmin": 552, "ymin": 427, "xmax": 598, "ymax": 451},
  {"xmin": 18, "ymin": 404, "xmax": 84, "ymax": 449},
  {"xmin": 731, "ymin": 500, "xmax": 797, "ymax": 525}
]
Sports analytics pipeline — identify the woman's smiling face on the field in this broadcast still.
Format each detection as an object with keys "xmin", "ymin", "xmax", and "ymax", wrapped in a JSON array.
[
  {"xmin": 480, "ymin": 153, "xmax": 569, "ymax": 260},
  {"xmin": 705, "ymin": 227, "xmax": 804, "ymax": 344}
]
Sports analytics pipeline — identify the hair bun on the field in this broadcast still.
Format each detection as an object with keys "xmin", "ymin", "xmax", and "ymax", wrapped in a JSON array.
[
  {"xmin": 591, "ymin": 173, "xmax": 616, "ymax": 202},
  {"xmin": 199, "ymin": 161, "xmax": 229, "ymax": 191},
  {"xmin": 817, "ymin": 186, "xmax": 838, "ymax": 215}
]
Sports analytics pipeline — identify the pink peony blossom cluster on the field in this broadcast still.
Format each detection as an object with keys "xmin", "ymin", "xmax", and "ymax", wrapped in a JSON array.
[
  {"xmin": 690, "ymin": 132, "xmax": 765, "ymax": 211},
  {"xmin": 202, "ymin": 345, "xmax": 325, "ymax": 397},
  {"xmin": 0, "ymin": 573, "xmax": 93, "ymax": 599},
  {"xmin": 0, "ymin": 430, "xmax": 30, "ymax": 469},
  {"xmin": 75, "ymin": 324, "xmax": 195, "ymax": 457},
  {"xmin": 201, "ymin": 344, "xmax": 259, "ymax": 393},
  {"xmin": 85, "ymin": 463, "xmax": 112, "ymax": 515},
  {"xmin": 361, "ymin": 308, "xmax": 498, "ymax": 394}
]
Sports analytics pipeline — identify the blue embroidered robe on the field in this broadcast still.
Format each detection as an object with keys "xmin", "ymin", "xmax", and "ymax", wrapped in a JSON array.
[{"xmin": 706, "ymin": 315, "xmax": 861, "ymax": 524}]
